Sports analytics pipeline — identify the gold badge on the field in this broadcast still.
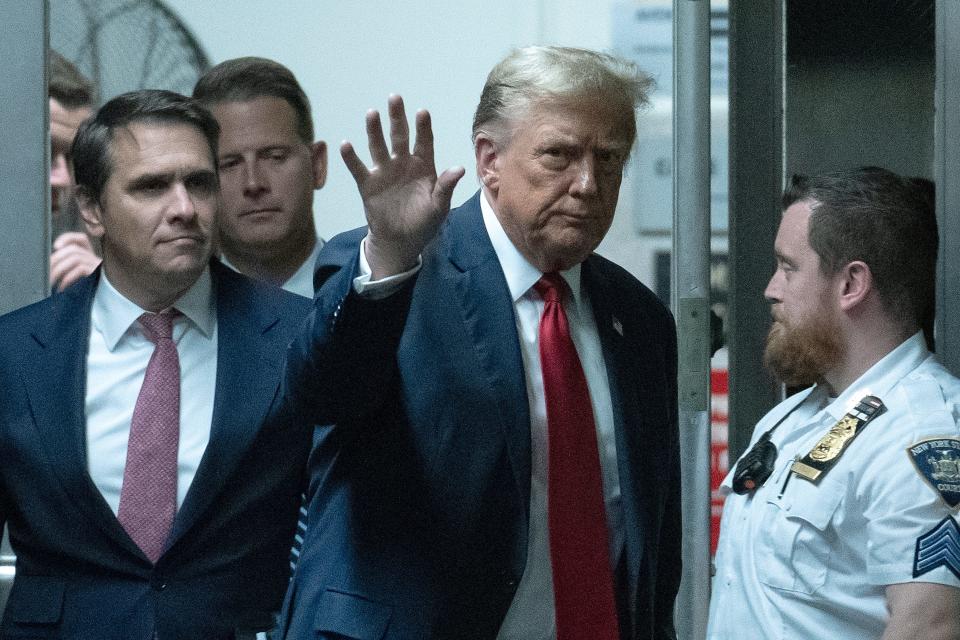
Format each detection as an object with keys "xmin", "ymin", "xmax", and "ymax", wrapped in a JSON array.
[
  {"xmin": 809, "ymin": 416, "xmax": 860, "ymax": 462},
  {"xmin": 792, "ymin": 396, "xmax": 886, "ymax": 482}
]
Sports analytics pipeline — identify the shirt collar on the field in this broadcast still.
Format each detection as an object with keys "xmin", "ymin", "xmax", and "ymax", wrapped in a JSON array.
[
  {"xmin": 282, "ymin": 238, "xmax": 324, "ymax": 298},
  {"xmin": 479, "ymin": 189, "xmax": 584, "ymax": 306},
  {"xmin": 92, "ymin": 267, "xmax": 215, "ymax": 350},
  {"xmin": 219, "ymin": 239, "xmax": 323, "ymax": 300},
  {"xmin": 820, "ymin": 331, "xmax": 929, "ymax": 419}
]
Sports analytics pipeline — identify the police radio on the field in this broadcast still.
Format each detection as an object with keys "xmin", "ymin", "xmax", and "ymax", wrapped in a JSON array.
[
  {"xmin": 729, "ymin": 402, "xmax": 800, "ymax": 495},
  {"xmin": 731, "ymin": 431, "xmax": 778, "ymax": 494}
]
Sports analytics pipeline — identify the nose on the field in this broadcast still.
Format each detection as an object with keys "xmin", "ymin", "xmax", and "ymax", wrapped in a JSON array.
[
  {"xmin": 169, "ymin": 182, "xmax": 198, "ymax": 223},
  {"xmin": 763, "ymin": 270, "xmax": 781, "ymax": 304},
  {"xmin": 242, "ymin": 160, "xmax": 268, "ymax": 197},
  {"xmin": 50, "ymin": 153, "xmax": 71, "ymax": 188},
  {"xmin": 569, "ymin": 156, "xmax": 598, "ymax": 197}
]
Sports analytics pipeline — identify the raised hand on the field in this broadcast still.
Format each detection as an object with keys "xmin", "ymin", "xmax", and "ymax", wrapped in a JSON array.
[{"xmin": 341, "ymin": 95, "xmax": 464, "ymax": 278}]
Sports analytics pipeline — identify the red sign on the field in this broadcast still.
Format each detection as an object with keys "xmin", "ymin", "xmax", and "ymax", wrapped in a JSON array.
[{"xmin": 710, "ymin": 368, "xmax": 729, "ymax": 554}]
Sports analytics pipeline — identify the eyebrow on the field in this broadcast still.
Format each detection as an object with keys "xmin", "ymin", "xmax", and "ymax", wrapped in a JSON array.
[
  {"xmin": 774, "ymin": 250, "xmax": 797, "ymax": 268},
  {"xmin": 126, "ymin": 168, "xmax": 216, "ymax": 188},
  {"xmin": 219, "ymin": 144, "xmax": 293, "ymax": 159}
]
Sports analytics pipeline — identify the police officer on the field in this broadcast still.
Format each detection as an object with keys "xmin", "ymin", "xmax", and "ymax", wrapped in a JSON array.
[{"xmin": 707, "ymin": 167, "xmax": 960, "ymax": 639}]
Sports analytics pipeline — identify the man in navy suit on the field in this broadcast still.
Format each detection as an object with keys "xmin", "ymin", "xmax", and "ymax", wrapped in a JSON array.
[
  {"xmin": 0, "ymin": 90, "xmax": 311, "ymax": 639},
  {"xmin": 280, "ymin": 46, "xmax": 680, "ymax": 640}
]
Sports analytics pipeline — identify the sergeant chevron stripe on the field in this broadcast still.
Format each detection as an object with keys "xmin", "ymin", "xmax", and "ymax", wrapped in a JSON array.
[{"xmin": 913, "ymin": 516, "xmax": 960, "ymax": 580}]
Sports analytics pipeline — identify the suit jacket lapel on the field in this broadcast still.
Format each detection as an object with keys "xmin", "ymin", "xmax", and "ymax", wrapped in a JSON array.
[
  {"xmin": 444, "ymin": 195, "xmax": 532, "ymax": 527},
  {"xmin": 24, "ymin": 273, "xmax": 146, "ymax": 557},
  {"xmin": 582, "ymin": 258, "xmax": 650, "ymax": 620},
  {"xmin": 169, "ymin": 263, "xmax": 285, "ymax": 543}
]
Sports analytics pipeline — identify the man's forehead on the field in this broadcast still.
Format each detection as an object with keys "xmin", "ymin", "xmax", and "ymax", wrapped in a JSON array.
[
  {"xmin": 780, "ymin": 200, "xmax": 815, "ymax": 234},
  {"xmin": 107, "ymin": 121, "xmax": 215, "ymax": 172},
  {"xmin": 517, "ymin": 97, "xmax": 634, "ymax": 142},
  {"xmin": 776, "ymin": 200, "xmax": 819, "ymax": 259},
  {"xmin": 212, "ymin": 97, "xmax": 301, "ymax": 141},
  {"xmin": 50, "ymin": 98, "xmax": 91, "ymax": 137},
  {"xmin": 111, "ymin": 120, "xmax": 207, "ymax": 148}
]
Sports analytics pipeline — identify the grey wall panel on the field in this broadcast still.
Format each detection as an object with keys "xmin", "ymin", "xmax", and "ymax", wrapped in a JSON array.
[
  {"xmin": 935, "ymin": 0, "xmax": 960, "ymax": 375},
  {"xmin": 0, "ymin": 3, "xmax": 49, "ymax": 315},
  {"xmin": 0, "ymin": 0, "xmax": 47, "ymax": 617},
  {"xmin": 727, "ymin": 0, "xmax": 785, "ymax": 462}
]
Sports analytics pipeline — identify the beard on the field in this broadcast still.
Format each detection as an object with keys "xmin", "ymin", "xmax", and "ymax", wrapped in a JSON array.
[{"xmin": 763, "ymin": 311, "xmax": 844, "ymax": 387}]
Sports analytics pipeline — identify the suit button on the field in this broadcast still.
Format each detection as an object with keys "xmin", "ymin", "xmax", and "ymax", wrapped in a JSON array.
[{"xmin": 151, "ymin": 576, "xmax": 167, "ymax": 591}]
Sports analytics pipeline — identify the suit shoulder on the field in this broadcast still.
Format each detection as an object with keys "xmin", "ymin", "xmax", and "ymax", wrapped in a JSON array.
[
  {"xmin": 213, "ymin": 262, "xmax": 311, "ymax": 322},
  {"xmin": 263, "ymin": 282, "xmax": 313, "ymax": 320},
  {"xmin": 311, "ymin": 227, "xmax": 368, "ymax": 290},
  {"xmin": 0, "ymin": 297, "xmax": 54, "ymax": 349},
  {"xmin": 0, "ymin": 295, "xmax": 54, "ymax": 328},
  {"xmin": 588, "ymin": 254, "xmax": 673, "ymax": 323},
  {"xmin": 317, "ymin": 227, "xmax": 367, "ymax": 267},
  {"xmin": 0, "ymin": 273, "xmax": 94, "ymax": 337}
]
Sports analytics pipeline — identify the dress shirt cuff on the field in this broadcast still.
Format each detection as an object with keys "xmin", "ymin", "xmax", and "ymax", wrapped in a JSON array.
[{"xmin": 353, "ymin": 235, "xmax": 421, "ymax": 299}]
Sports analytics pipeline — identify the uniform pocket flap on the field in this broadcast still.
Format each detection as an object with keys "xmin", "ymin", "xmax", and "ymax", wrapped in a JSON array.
[
  {"xmin": 313, "ymin": 589, "xmax": 391, "ymax": 639},
  {"xmin": 781, "ymin": 477, "xmax": 845, "ymax": 531},
  {"xmin": 6, "ymin": 576, "xmax": 65, "ymax": 624}
]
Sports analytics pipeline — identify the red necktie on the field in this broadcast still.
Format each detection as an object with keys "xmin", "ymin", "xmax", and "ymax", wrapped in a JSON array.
[
  {"xmin": 535, "ymin": 273, "xmax": 620, "ymax": 640},
  {"xmin": 117, "ymin": 310, "xmax": 180, "ymax": 563}
]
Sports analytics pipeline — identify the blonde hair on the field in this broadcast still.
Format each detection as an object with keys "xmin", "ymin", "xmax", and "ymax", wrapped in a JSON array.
[{"xmin": 472, "ymin": 46, "xmax": 653, "ymax": 147}]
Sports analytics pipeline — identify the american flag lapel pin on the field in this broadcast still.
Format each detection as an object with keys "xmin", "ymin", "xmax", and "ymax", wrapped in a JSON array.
[{"xmin": 612, "ymin": 316, "xmax": 623, "ymax": 336}]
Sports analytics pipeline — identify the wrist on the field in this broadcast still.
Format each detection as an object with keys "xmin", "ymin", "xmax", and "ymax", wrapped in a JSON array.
[{"xmin": 364, "ymin": 234, "xmax": 420, "ymax": 279}]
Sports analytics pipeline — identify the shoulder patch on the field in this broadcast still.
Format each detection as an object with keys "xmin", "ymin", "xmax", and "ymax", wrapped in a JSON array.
[
  {"xmin": 907, "ymin": 437, "xmax": 960, "ymax": 509},
  {"xmin": 914, "ymin": 516, "xmax": 960, "ymax": 580}
]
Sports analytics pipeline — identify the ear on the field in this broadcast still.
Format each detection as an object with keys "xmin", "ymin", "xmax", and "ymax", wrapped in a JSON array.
[
  {"xmin": 77, "ymin": 189, "xmax": 106, "ymax": 240},
  {"xmin": 310, "ymin": 140, "xmax": 328, "ymax": 190},
  {"xmin": 474, "ymin": 134, "xmax": 501, "ymax": 193},
  {"xmin": 837, "ymin": 260, "xmax": 873, "ymax": 312}
]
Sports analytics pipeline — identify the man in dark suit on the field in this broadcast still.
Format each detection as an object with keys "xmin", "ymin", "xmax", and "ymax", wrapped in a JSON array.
[
  {"xmin": 0, "ymin": 90, "xmax": 311, "ymax": 640},
  {"xmin": 280, "ymin": 46, "xmax": 680, "ymax": 640}
]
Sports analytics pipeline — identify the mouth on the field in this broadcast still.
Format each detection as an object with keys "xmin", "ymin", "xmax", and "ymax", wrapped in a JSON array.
[
  {"xmin": 163, "ymin": 235, "xmax": 205, "ymax": 245},
  {"xmin": 239, "ymin": 208, "xmax": 281, "ymax": 217},
  {"xmin": 554, "ymin": 211, "xmax": 602, "ymax": 226}
]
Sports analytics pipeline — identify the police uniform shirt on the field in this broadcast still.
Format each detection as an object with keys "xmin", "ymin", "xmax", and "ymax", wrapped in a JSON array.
[{"xmin": 707, "ymin": 332, "xmax": 960, "ymax": 640}]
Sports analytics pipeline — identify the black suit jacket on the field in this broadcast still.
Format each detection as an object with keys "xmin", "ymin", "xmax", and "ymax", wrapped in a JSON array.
[
  {"xmin": 0, "ymin": 261, "xmax": 312, "ymax": 640},
  {"xmin": 280, "ymin": 193, "xmax": 680, "ymax": 639}
]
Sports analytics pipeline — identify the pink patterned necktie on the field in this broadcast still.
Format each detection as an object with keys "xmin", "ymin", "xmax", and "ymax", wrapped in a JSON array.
[
  {"xmin": 534, "ymin": 273, "xmax": 620, "ymax": 640},
  {"xmin": 117, "ymin": 309, "xmax": 181, "ymax": 563}
]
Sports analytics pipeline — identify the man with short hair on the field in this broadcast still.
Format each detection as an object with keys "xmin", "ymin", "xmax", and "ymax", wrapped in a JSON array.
[
  {"xmin": 0, "ymin": 89, "xmax": 311, "ymax": 640},
  {"xmin": 193, "ymin": 59, "xmax": 327, "ymax": 582},
  {"xmin": 193, "ymin": 57, "xmax": 326, "ymax": 298},
  {"xmin": 48, "ymin": 50, "xmax": 101, "ymax": 291},
  {"xmin": 280, "ymin": 46, "xmax": 681, "ymax": 640},
  {"xmin": 708, "ymin": 167, "xmax": 960, "ymax": 639}
]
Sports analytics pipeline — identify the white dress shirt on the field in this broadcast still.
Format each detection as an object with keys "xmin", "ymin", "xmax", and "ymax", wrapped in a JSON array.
[
  {"xmin": 220, "ymin": 238, "xmax": 324, "ymax": 299},
  {"xmin": 355, "ymin": 192, "xmax": 624, "ymax": 640},
  {"xmin": 86, "ymin": 269, "xmax": 218, "ymax": 515},
  {"xmin": 280, "ymin": 239, "xmax": 324, "ymax": 298},
  {"xmin": 708, "ymin": 332, "xmax": 960, "ymax": 640}
]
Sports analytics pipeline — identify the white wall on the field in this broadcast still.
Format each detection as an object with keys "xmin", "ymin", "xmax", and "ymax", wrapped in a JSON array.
[{"xmin": 163, "ymin": 0, "xmax": 666, "ymax": 285}]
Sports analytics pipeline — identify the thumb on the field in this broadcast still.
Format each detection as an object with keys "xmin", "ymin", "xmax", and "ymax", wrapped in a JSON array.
[{"xmin": 433, "ymin": 166, "xmax": 465, "ymax": 213}]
